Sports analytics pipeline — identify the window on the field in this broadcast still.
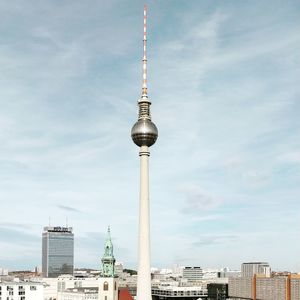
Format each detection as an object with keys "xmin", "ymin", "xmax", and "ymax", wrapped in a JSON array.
[
  {"xmin": 30, "ymin": 286, "xmax": 37, "ymax": 291},
  {"xmin": 103, "ymin": 282, "xmax": 109, "ymax": 291},
  {"xmin": 105, "ymin": 296, "xmax": 107, "ymax": 300},
  {"xmin": 114, "ymin": 281, "xmax": 117, "ymax": 290}
]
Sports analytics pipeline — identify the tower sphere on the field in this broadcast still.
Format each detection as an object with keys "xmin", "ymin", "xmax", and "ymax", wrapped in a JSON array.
[{"xmin": 131, "ymin": 118, "xmax": 158, "ymax": 147}]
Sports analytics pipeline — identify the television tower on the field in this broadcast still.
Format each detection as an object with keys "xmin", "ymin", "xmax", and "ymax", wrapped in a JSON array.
[{"xmin": 131, "ymin": 5, "xmax": 158, "ymax": 300}]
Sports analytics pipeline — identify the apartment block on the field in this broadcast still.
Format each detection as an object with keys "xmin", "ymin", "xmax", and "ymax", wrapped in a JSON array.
[{"xmin": 228, "ymin": 274, "xmax": 300, "ymax": 300}]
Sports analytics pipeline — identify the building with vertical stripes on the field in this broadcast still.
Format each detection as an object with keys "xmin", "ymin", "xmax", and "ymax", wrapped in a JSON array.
[{"xmin": 228, "ymin": 274, "xmax": 300, "ymax": 300}]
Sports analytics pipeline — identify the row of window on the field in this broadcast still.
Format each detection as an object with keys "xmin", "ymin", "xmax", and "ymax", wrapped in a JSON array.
[{"xmin": 0, "ymin": 297, "xmax": 25, "ymax": 300}]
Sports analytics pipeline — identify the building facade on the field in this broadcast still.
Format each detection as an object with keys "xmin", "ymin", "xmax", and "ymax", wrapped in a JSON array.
[
  {"xmin": 182, "ymin": 267, "xmax": 203, "ymax": 282},
  {"xmin": 241, "ymin": 262, "xmax": 271, "ymax": 278},
  {"xmin": 59, "ymin": 287, "xmax": 98, "ymax": 300},
  {"xmin": 151, "ymin": 286, "xmax": 207, "ymax": 300},
  {"xmin": 228, "ymin": 274, "xmax": 300, "ymax": 300},
  {"xmin": 42, "ymin": 226, "xmax": 74, "ymax": 278},
  {"xmin": 0, "ymin": 281, "xmax": 43, "ymax": 300},
  {"xmin": 207, "ymin": 283, "xmax": 228, "ymax": 300}
]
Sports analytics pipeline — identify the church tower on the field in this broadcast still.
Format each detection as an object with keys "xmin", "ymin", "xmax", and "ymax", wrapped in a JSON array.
[{"xmin": 99, "ymin": 227, "xmax": 118, "ymax": 300}]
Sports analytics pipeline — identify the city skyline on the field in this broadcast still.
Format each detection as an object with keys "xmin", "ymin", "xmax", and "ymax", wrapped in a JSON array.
[{"xmin": 0, "ymin": 0, "xmax": 299, "ymax": 271}]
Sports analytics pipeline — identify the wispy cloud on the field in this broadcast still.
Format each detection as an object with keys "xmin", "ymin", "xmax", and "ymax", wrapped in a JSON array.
[
  {"xmin": 181, "ymin": 185, "xmax": 221, "ymax": 213},
  {"xmin": 192, "ymin": 234, "xmax": 238, "ymax": 247},
  {"xmin": 57, "ymin": 205, "xmax": 82, "ymax": 213}
]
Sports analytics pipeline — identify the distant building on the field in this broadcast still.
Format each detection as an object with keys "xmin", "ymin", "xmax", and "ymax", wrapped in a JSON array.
[
  {"xmin": 241, "ymin": 262, "xmax": 270, "ymax": 278},
  {"xmin": 207, "ymin": 283, "xmax": 228, "ymax": 300},
  {"xmin": 228, "ymin": 274, "xmax": 300, "ymax": 300},
  {"xmin": 59, "ymin": 287, "xmax": 98, "ymax": 300},
  {"xmin": 152, "ymin": 285, "xmax": 206, "ymax": 300},
  {"xmin": 182, "ymin": 267, "xmax": 203, "ymax": 282},
  {"xmin": 218, "ymin": 270, "xmax": 241, "ymax": 278},
  {"xmin": 115, "ymin": 262, "xmax": 124, "ymax": 277},
  {"xmin": 0, "ymin": 281, "xmax": 43, "ymax": 300},
  {"xmin": 0, "ymin": 267, "xmax": 8, "ymax": 276},
  {"xmin": 42, "ymin": 226, "xmax": 74, "ymax": 278}
]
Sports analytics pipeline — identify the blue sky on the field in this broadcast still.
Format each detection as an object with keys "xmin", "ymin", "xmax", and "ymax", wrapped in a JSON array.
[{"xmin": 0, "ymin": 0, "xmax": 299, "ymax": 272}]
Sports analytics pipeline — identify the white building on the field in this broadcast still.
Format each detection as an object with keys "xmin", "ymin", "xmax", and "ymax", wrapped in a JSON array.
[
  {"xmin": 0, "ymin": 281, "xmax": 43, "ymax": 300},
  {"xmin": 39, "ymin": 275, "xmax": 100, "ymax": 300},
  {"xmin": 152, "ymin": 285, "xmax": 207, "ymax": 298},
  {"xmin": 0, "ymin": 268, "xmax": 9, "ymax": 276},
  {"xmin": 202, "ymin": 269, "xmax": 219, "ymax": 279},
  {"xmin": 218, "ymin": 268, "xmax": 241, "ymax": 278},
  {"xmin": 241, "ymin": 262, "xmax": 271, "ymax": 278},
  {"xmin": 114, "ymin": 262, "xmax": 123, "ymax": 278},
  {"xmin": 59, "ymin": 287, "xmax": 98, "ymax": 300},
  {"xmin": 182, "ymin": 267, "xmax": 203, "ymax": 282},
  {"xmin": 42, "ymin": 277, "xmax": 59, "ymax": 300}
]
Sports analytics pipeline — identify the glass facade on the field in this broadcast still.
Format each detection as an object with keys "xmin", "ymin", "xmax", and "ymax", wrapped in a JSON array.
[{"xmin": 42, "ymin": 227, "xmax": 74, "ymax": 278}]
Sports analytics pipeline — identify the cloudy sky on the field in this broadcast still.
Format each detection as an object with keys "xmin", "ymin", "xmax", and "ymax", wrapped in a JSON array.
[{"xmin": 0, "ymin": 0, "xmax": 299, "ymax": 272}]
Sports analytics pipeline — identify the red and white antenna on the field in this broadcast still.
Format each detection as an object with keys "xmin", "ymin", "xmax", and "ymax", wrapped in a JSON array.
[{"xmin": 142, "ymin": 4, "xmax": 148, "ymax": 98}]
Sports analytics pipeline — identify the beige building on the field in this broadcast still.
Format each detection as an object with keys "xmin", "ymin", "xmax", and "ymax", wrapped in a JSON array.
[
  {"xmin": 228, "ymin": 274, "xmax": 300, "ymax": 300},
  {"xmin": 241, "ymin": 262, "xmax": 271, "ymax": 278}
]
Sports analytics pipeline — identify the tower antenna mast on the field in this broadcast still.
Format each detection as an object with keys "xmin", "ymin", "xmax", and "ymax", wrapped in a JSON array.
[{"xmin": 142, "ymin": 4, "xmax": 148, "ymax": 98}]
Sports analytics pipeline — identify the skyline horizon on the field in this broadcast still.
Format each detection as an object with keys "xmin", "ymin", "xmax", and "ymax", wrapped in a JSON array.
[{"xmin": 0, "ymin": 222, "xmax": 298, "ymax": 273}]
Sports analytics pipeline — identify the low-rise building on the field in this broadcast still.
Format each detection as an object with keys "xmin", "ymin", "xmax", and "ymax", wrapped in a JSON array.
[
  {"xmin": 0, "ymin": 281, "xmax": 43, "ymax": 300},
  {"xmin": 152, "ymin": 285, "xmax": 207, "ymax": 299},
  {"xmin": 59, "ymin": 287, "xmax": 98, "ymax": 300}
]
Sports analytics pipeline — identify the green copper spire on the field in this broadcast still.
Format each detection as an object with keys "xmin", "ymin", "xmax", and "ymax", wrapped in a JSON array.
[{"xmin": 101, "ymin": 226, "xmax": 116, "ymax": 277}]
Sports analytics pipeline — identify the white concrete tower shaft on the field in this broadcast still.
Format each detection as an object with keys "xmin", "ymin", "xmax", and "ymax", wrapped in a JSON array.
[
  {"xmin": 137, "ymin": 145, "xmax": 151, "ymax": 300},
  {"xmin": 131, "ymin": 5, "xmax": 158, "ymax": 300}
]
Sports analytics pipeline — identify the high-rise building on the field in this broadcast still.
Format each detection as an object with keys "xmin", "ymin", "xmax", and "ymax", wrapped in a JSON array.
[
  {"xmin": 131, "ymin": 5, "xmax": 158, "ymax": 300},
  {"xmin": 42, "ymin": 226, "xmax": 74, "ymax": 278},
  {"xmin": 99, "ymin": 227, "xmax": 118, "ymax": 300},
  {"xmin": 241, "ymin": 262, "xmax": 271, "ymax": 278}
]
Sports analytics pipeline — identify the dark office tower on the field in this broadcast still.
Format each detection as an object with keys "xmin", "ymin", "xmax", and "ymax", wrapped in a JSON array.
[{"xmin": 42, "ymin": 226, "xmax": 74, "ymax": 278}]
